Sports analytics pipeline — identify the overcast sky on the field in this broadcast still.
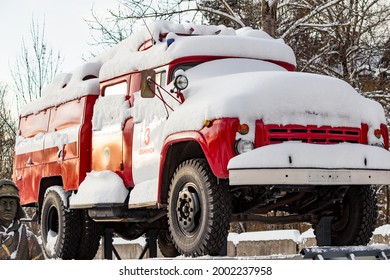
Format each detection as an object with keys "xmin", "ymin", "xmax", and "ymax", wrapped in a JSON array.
[{"xmin": 0, "ymin": 0, "xmax": 119, "ymax": 88}]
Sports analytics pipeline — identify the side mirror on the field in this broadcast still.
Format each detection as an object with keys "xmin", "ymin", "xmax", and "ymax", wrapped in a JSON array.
[{"xmin": 141, "ymin": 70, "xmax": 156, "ymax": 98}]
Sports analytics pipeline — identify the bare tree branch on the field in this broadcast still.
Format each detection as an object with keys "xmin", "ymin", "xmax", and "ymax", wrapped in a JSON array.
[{"xmin": 9, "ymin": 17, "xmax": 63, "ymax": 113}]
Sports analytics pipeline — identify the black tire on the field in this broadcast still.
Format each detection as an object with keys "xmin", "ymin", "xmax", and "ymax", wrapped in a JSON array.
[
  {"xmin": 74, "ymin": 210, "xmax": 102, "ymax": 260},
  {"xmin": 158, "ymin": 230, "xmax": 180, "ymax": 257},
  {"xmin": 41, "ymin": 187, "xmax": 81, "ymax": 259},
  {"xmin": 167, "ymin": 159, "xmax": 231, "ymax": 257},
  {"xmin": 317, "ymin": 185, "xmax": 378, "ymax": 246}
]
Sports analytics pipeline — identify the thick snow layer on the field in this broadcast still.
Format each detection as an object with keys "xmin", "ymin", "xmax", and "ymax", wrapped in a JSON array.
[
  {"xmin": 21, "ymin": 61, "xmax": 101, "ymax": 116},
  {"xmin": 128, "ymin": 179, "xmax": 158, "ymax": 206},
  {"xmin": 373, "ymin": 224, "xmax": 390, "ymax": 236},
  {"xmin": 98, "ymin": 21, "xmax": 295, "ymax": 81},
  {"xmin": 69, "ymin": 170, "xmax": 129, "ymax": 206},
  {"xmin": 15, "ymin": 133, "xmax": 45, "ymax": 155},
  {"xmin": 228, "ymin": 142, "xmax": 390, "ymax": 170},
  {"xmin": 98, "ymin": 32, "xmax": 295, "ymax": 82},
  {"xmin": 46, "ymin": 230, "xmax": 58, "ymax": 257},
  {"xmin": 92, "ymin": 95, "xmax": 132, "ymax": 131},
  {"xmin": 15, "ymin": 125, "xmax": 79, "ymax": 156},
  {"xmin": 111, "ymin": 236, "xmax": 147, "ymax": 248},
  {"xmin": 163, "ymin": 63, "xmax": 386, "ymax": 139},
  {"xmin": 228, "ymin": 229, "xmax": 301, "ymax": 245},
  {"xmin": 112, "ymin": 225, "xmax": 390, "ymax": 250},
  {"xmin": 21, "ymin": 21, "xmax": 295, "ymax": 116},
  {"xmin": 299, "ymin": 229, "xmax": 316, "ymax": 242}
]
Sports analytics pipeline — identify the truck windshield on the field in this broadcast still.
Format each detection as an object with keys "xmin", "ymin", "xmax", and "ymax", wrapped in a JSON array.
[{"xmin": 173, "ymin": 58, "xmax": 287, "ymax": 82}]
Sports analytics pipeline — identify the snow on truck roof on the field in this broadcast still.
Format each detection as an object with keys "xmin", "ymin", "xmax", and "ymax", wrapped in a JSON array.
[{"xmin": 20, "ymin": 20, "xmax": 296, "ymax": 117}]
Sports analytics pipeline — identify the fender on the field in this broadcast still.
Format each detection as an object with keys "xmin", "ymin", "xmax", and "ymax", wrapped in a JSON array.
[{"xmin": 157, "ymin": 118, "xmax": 240, "ymax": 202}]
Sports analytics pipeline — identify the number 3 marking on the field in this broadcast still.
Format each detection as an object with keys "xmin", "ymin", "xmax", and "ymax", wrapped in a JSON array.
[{"xmin": 144, "ymin": 128, "xmax": 151, "ymax": 145}]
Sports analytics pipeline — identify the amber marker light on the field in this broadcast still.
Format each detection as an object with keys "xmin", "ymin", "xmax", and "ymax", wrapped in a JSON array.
[
  {"xmin": 374, "ymin": 129, "xmax": 382, "ymax": 139},
  {"xmin": 204, "ymin": 120, "xmax": 212, "ymax": 127},
  {"xmin": 238, "ymin": 123, "xmax": 250, "ymax": 135}
]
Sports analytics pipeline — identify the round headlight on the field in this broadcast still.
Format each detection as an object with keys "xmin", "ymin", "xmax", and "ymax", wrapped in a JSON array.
[
  {"xmin": 174, "ymin": 75, "xmax": 189, "ymax": 90},
  {"xmin": 234, "ymin": 139, "xmax": 254, "ymax": 154}
]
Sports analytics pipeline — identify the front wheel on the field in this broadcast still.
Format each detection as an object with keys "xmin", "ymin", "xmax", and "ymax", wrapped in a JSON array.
[{"xmin": 167, "ymin": 159, "xmax": 231, "ymax": 257}]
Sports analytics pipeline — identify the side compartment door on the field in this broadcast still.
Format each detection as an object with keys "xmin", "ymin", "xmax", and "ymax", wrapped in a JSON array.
[
  {"xmin": 91, "ymin": 79, "xmax": 130, "ymax": 176},
  {"xmin": 14, "ymin": 110, "xmax": 49, "ymax": 205},
  {"xmin": 45, "ymin": 98, "xmax": 87, "ymax": 190}
]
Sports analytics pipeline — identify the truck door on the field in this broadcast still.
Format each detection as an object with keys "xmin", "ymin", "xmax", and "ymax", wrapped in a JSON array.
[{"xmin": 129, "ymin": 68, "xmax": 168, "ymax": 207}]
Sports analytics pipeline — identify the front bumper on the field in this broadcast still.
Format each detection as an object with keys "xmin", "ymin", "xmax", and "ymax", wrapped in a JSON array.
[
  {"xmin": 228, "ymin": 142, "xmax": 390, "ymax": 186},
  {"xmin": 229, "ymin": 168, "xmax": 390, "ymax": 185}
]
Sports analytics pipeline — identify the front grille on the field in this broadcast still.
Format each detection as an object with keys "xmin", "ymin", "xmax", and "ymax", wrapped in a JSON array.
[{"xmin": 255, "ymin": 121, "xmax": 363, "ymax": 146}]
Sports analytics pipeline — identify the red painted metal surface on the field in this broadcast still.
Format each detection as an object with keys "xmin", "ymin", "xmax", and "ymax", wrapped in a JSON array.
[
  {"xmin": 255, "ymin": 120, "xmax": 364, "ymax": 147},
  {"xmin": 13, "ymin": 95, "xmax": 97, "ymax": 205},
  {"xmin": 158, "ymin": 118, "xmax": 239, "ymax": 201},
  {"xmin": 381, "ymin": 124, "xmax": 389, "ymax": 150},
  {"xmin": 121, "ymin": 118, "xmax": 135, "ymax": 187}
]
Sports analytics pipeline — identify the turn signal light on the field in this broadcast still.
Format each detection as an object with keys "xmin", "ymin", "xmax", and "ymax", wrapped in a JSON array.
[
  {"xmin": 204, "ymin": 120, "xmax": 212, "ymax": 127},
  {"xmin": 238, "ymin": 123, "xmax": 249, "ymax": 135},
  {"xmin": 374, "ymin": 129, "xmax": 382, "ymax": 139}
]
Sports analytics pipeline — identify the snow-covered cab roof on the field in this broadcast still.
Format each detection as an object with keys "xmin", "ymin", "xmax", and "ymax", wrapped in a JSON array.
[
  {"xmin": 21, "ymin": 20, "xmax": 296, "ymax": 116},
  {"xmin": 98, "ymin": 20, "xmax": 297, "ymax": 81}
]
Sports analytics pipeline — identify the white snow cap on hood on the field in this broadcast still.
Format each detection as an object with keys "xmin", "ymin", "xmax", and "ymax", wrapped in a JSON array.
[{"xmin": 162, "ymin": 58, "xmax": 386, "ymax": 139}]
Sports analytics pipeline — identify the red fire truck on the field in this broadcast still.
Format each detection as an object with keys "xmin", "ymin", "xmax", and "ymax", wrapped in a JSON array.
[{"xmin": 13, "ymin": 21, "xmax": 390, "ymax": 259}]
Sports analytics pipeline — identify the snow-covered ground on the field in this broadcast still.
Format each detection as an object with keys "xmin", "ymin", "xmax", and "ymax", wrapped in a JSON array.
[{"xmin": 97, "ymin": 224, "xmax": 390, "ymax": 260}]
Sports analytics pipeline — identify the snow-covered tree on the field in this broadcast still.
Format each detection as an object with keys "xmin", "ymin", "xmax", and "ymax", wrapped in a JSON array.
[{"xmin": 278, "ymin": 0, "xmax": 390, "ymax": 89}]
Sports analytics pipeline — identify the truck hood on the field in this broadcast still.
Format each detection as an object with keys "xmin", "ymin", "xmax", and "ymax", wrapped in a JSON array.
[{"xmin": 163, "ymin": 62, "xmax": 385, "ymax": 138}]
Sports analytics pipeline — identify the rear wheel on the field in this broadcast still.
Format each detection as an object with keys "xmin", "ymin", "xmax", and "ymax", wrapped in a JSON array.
[
  {"xmin": 315, "ymin": 185, "xmax": 378, "ymax": 246},
  {"xmin": 74, "ymin": 210, "xmax": 102, "ymax": 259},
  {"xmin": 41, "ymin": 187, "xmax": 80, "ymax": 259},
  {"xmin": 158, "ymin": 230, "xmax": 179, "ymax": 257},
  {"xmin": 167, "ymin": 159, "xmax": 231, "ymax": 257}
]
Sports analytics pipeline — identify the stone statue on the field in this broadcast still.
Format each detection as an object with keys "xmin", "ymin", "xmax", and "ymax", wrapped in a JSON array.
[{"xmin": 0, "ymin": 179, "xmax": 44, "ymax": 260}]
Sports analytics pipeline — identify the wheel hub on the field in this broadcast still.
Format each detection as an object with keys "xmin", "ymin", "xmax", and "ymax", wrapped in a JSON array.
[{"xmin": 176, "ymin": 186, "xmax": 200, "ymax": 233}]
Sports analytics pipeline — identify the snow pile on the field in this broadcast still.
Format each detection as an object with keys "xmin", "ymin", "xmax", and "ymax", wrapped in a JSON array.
[
  {"xmin": 92, "ymin": 95, "xmax": 132, "ymax": 131},
  {"xmin": 373, "ymin": 224, "xmax": 390, "ymax": 236},
  {"xmin": 98, "ymin": 21, "xmax": 295, "ymax": 81},
  {"xmin": 112, "ymin": 236, "xmax": 147, "ymax": 248},
  {"xmin": 21, "ymin": 61, "xmax": 101, "ymax": 116},
  {"xmin": 15, "ymin": 133, "xmax": 44, "ymax": 155},
  {"xmin": 69, "ymin": 170, "xmax": 129, "ymax": 207},
  {"xmin": 46, "ymin": 230, "xmax": 58, "ymax": 257},
  {"xmin": 228, "ymin": 142, "xmax": 390, "ymax": 170},
  {"xmin": 128, "ymin": 179, "xmax": 158, "ymax": 206},
  {"xmin": 228, "ymin": 229, "xmax": 301, "ymax": 246},
  {"xmin": 298, "ymin": 228, "xmax": 316, "ymax": 243}
]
